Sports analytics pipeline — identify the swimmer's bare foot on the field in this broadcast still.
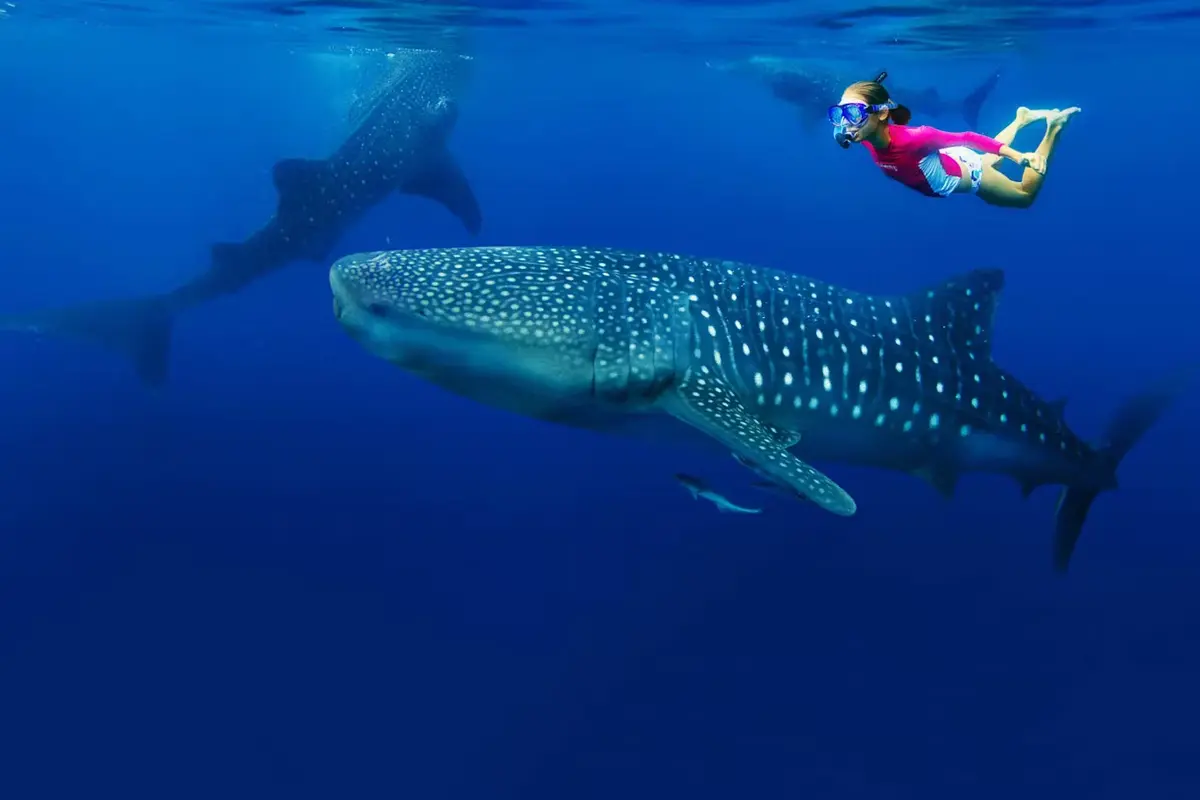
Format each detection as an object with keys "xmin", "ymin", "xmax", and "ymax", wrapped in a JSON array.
[
  {"xmin": 1020, "ymin": 107, "xmax": 1055, "ymax": 124},
  {"xmin": 1047, "ymin": 106, "xmax": 1081, "ymax": 131}
]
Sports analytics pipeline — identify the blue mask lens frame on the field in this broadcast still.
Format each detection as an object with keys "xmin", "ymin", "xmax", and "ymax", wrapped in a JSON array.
[{"xmin": 827, "ymin": 101, "xmax": 895, "ymax": 127}]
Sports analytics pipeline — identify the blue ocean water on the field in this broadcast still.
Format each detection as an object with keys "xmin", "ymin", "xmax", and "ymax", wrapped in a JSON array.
[{"xmin": 1, "ymin": 1, "xmax": 1198, "ymax": 797}]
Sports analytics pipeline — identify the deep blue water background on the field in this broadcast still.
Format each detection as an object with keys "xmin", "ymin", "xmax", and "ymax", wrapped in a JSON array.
[{"xmin": 1, "ymin": 21, "xmax": 1198, "ymax": 799}]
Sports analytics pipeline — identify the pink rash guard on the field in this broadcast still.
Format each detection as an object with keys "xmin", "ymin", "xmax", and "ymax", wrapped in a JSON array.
[{"xmin": 862, "ymin": 125, "xmax": 1005, "ymax": 197}]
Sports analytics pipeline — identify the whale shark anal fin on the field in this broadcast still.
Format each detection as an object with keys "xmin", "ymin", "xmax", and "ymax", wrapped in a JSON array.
[
  {"xmin": 664, "ymin": 373, "xmax": 857, "ymax": 516},
  {"xmin": 401, "ymin": 147, "xmax": 482, "ymax": 235},
  {"xmin": 912, "ymin": 462, "xmax": 959, "ymax": 499}
]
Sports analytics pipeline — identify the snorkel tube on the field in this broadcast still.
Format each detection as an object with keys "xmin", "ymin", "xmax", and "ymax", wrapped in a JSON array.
[{"xmin": 833, "ymin": 70, "xmax": 889, "ymax": 149}]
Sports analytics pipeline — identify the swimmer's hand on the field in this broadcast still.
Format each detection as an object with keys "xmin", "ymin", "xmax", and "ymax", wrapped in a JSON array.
[{"xmin": 1021, "ymin": 152, "xmax": 1046, "ymax": 174}]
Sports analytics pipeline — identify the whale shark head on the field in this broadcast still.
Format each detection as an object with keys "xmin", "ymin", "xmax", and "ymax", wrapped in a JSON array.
[
  {"xmin": 330, "ymin": 249, "xmax": 513, "ymax": 376},
  {"xmin": 329, "ymin": 247, "xmax": 680, "ymax": 421}
]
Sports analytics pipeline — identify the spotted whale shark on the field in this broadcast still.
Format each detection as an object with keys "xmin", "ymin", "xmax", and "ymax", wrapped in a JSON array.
[
  {"xmin": 708, "ymin": 56, "xmax": 999, "ymax": 131},
  {"xmin": 0, "ymin": 47, "xmax": 481, "ymax": 386},
  {"xmin": 330, "ymin": 246, "xmax": 1183, "ymax": 572}
]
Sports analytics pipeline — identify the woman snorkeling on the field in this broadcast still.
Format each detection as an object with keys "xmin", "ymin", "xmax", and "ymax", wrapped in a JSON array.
[{"xmin": 830, "ymin": 73, "xmax": 1079, "ymax": 208}]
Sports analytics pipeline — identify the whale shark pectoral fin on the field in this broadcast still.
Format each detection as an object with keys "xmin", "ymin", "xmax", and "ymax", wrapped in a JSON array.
[
  {"xmin": 763, "ymin": 423, "xmax": 802, "ymax": 449},
  {"xmin": 402, "ymin": 147, "xmax": 482, "ymax": 235},
  {"xmin": 664, "ymin": 378, "xmax": 856, "ymax": 516}
]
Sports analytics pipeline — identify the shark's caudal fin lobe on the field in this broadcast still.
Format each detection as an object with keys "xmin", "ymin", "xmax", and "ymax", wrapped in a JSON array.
[
  {"xmin": 1053, "ymin": 367, "xmax": 1193, "ymax": 572},
  {"xmin": 403, "ymin": 148, "xmax": 482, "ymax": 235},
  {"xmin": 128, "ymin": 301, "xmax": 173, "ymax": 386},
  {"xmin": 961, "ymin": 72, "xmax": 1000, "ymax": 130},
  {"xmin": 0, "ymin": 295, "xmax": 174, "ymax": 387}
]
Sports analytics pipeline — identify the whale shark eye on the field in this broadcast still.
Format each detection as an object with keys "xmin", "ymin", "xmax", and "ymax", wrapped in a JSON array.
[{"xmin": 366, "ymin": 301, "xmax": 391, "ymax": 318}]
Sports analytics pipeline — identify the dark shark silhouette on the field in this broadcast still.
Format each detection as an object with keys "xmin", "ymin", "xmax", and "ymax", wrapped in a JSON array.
[
  {"xmin": 710, "ymin": 56, "xmax": 999, "ymax": 131},
  {"xmin": 0, "ymin": 47, "xmax": 482, "ymax": 386}
]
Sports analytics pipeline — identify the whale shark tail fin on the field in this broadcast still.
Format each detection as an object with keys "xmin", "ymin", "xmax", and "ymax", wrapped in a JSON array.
[
  {"xmin": 0, "ymin": 293, "xmax": 174, "ymax": 387},
  {"xmin": 961, "ymin": 71, "xmax": 1000, "ymax": 130},
  {"xmin": 1053, "ymin": 366, "xmax": 1194, "ymax": 572}
]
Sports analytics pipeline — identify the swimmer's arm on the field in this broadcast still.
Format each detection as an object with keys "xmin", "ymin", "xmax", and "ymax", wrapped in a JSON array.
[
  {"xmin": 996, "ymin": 144, "xmax": 1033, "ymax": 167},
  {"xmin": 920, "ymin": 127, "xmax": 1031, "ymax": 164}
]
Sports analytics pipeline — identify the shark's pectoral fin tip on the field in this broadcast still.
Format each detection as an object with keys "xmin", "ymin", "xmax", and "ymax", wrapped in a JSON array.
[
  {"xmin": 403, "ymin": 149, "xmax": 482, "ymax": 235},
  {"xmin": 668, "ymin": 381, "xmax": 854, "ymax": 516}
]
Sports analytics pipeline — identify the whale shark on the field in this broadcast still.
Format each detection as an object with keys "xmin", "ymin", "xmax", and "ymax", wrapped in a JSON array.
[
  {"xmin": 708, "ymin": 56, "xmax": 999, "ymax": 131},
  {"xmin": 329, "ymin": 246, "xmax": 1183, "ymax": 572},
  {"xmin": 0, "ymin": 47, "xmax": 481, "ymax": 386}
]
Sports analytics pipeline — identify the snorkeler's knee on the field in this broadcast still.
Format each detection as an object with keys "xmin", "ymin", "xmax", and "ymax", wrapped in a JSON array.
[{"xmin": 980, "ymin": 187, "xmax": 1034, "ymax": 209}]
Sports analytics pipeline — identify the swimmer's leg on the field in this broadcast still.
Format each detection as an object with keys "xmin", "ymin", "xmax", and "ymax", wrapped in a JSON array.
[
  {"xmin": 981, "ymin": 106, "xmax": 1050, "ymax": 168},
  {"xmin": 979, "ymin": 107, "xmax": 1079, "ymax": 209},
  {"xmin": 1020, "ymin": 107, "xmax": 1079, "ymax": 191}
]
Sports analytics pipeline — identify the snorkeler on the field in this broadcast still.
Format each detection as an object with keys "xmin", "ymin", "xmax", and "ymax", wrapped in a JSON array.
[{"xmin": 829, "ymin": 73, "xmax": 1079, "ymax": 208}]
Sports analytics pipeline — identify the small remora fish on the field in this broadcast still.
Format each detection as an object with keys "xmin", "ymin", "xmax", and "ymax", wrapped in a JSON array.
[{"xmin": 674, "ymin": 474, "xmax": 763, "ymax": 514}]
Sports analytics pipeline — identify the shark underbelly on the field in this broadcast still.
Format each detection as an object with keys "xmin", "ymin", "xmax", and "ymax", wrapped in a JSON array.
[{"xmin": 785, "ymin": 418, "xmax": 937, "ymax": 472}]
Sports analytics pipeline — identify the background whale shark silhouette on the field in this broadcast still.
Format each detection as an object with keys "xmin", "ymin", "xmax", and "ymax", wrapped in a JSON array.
[
  {"xmin": 0, "ymin": 47, "xmax": 483, "ymax": 386},
  {"xmin": 708, "ymin": 56, "xmax": 1000, "ymax": 131}
]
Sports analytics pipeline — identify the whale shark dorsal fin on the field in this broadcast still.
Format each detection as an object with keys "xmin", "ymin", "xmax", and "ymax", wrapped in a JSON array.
[
  {"xmin": 665, "ymin": 374, "xmax": 856, "ymax": 516},
  {"xmin": 401, "ymin": 147, "xmax": 482, "ymax": 235},
  {"xmin": 914, "ymin": 267, "xmax": 1005, "ymax": 361}
]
